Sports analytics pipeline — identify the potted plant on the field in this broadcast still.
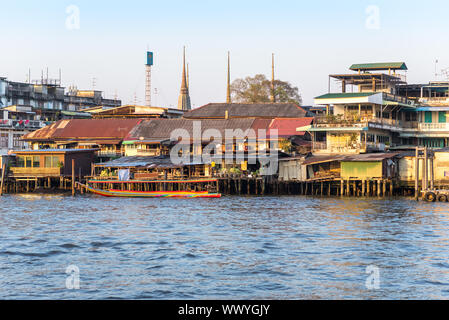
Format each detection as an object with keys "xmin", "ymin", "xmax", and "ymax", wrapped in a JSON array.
[{"xmin": 57, "ymin": 161, "xmax": 64, "ymax": 173}]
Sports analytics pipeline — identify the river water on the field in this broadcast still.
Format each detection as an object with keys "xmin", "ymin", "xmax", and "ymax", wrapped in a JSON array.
[{"xmin": 1, "ymin": 194, "xmax": 449, "ymax": 299}]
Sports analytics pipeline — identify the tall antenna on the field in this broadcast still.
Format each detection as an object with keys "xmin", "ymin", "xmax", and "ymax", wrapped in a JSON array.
[
  {"xmin": 435, "ymin": 59, "xmax": 439, "ymax": 79},
  {"xmin": 92, "ymin": 77, "xmax": 97, "ymax": 90},
  {"xmin": 271, "ymin": 53, "xmax": 275, "ymax": 103},
  {"xmin": 145, "ymin": 51, "xmax": 154, "ymax": 106}
]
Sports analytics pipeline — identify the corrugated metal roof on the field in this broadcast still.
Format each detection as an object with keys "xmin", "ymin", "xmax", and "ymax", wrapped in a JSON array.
[
  {"xmin": 183, "ymin": 103, "xmax": 307, "ymax": 119},
  {"xmin": 350, "ymin": 62, "xmax": 408, "ymax": 71},
  {"xmin": 315, "ymin": 93, "xmax": 374, "ymax": 100},
  {"xmin": 127, "ymin": 118, "xmax": 272, "ymax": 141},
  {"xmin": 303, "ymin": 153, "xmax": 399, "ymax": 165},
  {"xmin": 96, "ymin": 155, "xmax": 196, "ymax": 168},
  {"xmin": 13, "ymin": 148, "xmax": 98, "ymax": 154},
  {"xmin": 22, "ymin": 119, "xmax": 142, "ymax": 142}
]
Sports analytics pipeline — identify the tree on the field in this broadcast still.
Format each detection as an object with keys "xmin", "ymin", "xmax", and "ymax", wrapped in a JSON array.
[{"xmin": 230, "ymin": 74, "xmax": 302, "ymax": 105}]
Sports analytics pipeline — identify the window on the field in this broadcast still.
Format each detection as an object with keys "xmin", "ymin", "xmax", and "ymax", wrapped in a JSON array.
[
  {"xmin": 33, "ymin": 156, "xmax": 40, "ymax": 168},
  {"xmin": 377, "ymin": 135, "xmax": 390, "ymax": 144},
  {"xmin": 405, "ymin": 112, "xmax": 417, "ymax": 122},
  {"xmin": 439, "ymin": 111, "xmax": 447, "ymax": 123},
  {"xmin": 44, "ymin": 156, "xmax": 60, "ymax": 168},
  {"xmin": 17, "ymin": 156, "xmax": 25, "ymax": 167},
  {"xmin": 0, "ymin": 133, "xmax": 8, "ymax": 148},
  {"xmin": 13, "ymin": 134, "xmax": 24, "ymax": 148}
]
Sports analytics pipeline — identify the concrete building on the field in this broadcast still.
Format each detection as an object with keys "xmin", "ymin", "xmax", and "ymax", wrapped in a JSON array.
[{"xmin": 0, "ymin": 76, "xmax": 121, "ymax": 155}]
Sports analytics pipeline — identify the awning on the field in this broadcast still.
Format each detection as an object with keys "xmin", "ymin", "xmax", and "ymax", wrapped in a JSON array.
[{"xmin": 416, "ymin": 107, "xmax": 449, "ymax": 112}]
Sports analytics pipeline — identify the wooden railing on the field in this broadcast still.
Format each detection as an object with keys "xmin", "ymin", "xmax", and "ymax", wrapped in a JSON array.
[{"xmin": 9, "ymin": 167, "xmax": 62, "ymax": 177}]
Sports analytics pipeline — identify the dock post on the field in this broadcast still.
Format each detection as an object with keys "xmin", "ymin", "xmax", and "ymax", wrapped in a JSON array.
[
  {"xmin": 415, "ymin": 148, "xmax": 420, "ymax": 201},
  {"xmin": 72, "ymin": 159, "xmax": 75, "ymax": 196},
  {"xmin": 362, "ymin": 180, "xmax": 365, "ymax": 196},
  {"xmin": 340, "ymin": 180, "xmax": 344, "ymax": 197},
  {"xmin": 0, "ymin": 162, "xmax": 6, "ymax": 196},
  {"xmin": 382, "ymin": 180, "xmax": 386, "ymax": 197},
  {"xmin": 346, "ymin": 180, "xmax": 350, "ymax": 196},
  {"xmin": 423, "ymin": 147, "xmax": 428, "ymax": 192},
  {"xmin": 377, "ymin": 180, "xmax": 381, "ymax": 197},
  {"xmin": 430, "ymin": 156, "xmax": 434, "ymax": 190},
  {"xmin": 390, "ymin": 180, "xmax": 394, "ymax": 196}
]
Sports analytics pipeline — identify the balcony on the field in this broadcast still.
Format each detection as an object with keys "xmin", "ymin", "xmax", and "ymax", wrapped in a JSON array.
[
  {"xmin": 0, "ymin": 119, "xmax": 46, "ymax": 129},
  {"xmin": 418, "ymin": 123, "xmax": 449, "ymax": 131},
  {"xmin": 97, "ymin": 150, "xmax": 124, "ymax": 158},
  {"xmin": 10, "ymin": 167, "xmax": 62, "ymax": 177},
  {"xmin": 314, "ymin": 115, "xmax": 402, "ymax": 130},
  {"xmin": 313, "ymin": 141, "xmax": 386, "ymax": 154},
  {"xmin": 419, "ymin": 97, "xmax": 449, "ymax": 106}
]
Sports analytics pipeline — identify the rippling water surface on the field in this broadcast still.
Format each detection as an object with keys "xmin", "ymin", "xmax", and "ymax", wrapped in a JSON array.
[{"xmin": 1, "ymin": 194, "xmax": 449, "ymax": 299}]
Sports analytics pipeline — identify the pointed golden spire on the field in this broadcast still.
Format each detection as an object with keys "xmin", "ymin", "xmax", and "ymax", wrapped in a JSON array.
[
  {"xmin": 181, "ymin": 46, "xmax": 187, "ymax": 90},
  {"xmin": 187, "ymin": 63, "xmax": 190, "ymax": 90},
  {"xmin": 271, "ymin": 53, "xmax": 275, "ymax": 103},
  {"xmin": 178, "ymin": 46, "xmax": 191, "ymax": 111},
  {"xmin": 226, "ymin": 51, "xmax": 231, "ymax": 104}
]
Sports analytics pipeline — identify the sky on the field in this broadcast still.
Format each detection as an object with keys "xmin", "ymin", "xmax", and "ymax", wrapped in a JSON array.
[{"xmin": 1, "ymin": 0, "xmax": 449, "ymax": 107}]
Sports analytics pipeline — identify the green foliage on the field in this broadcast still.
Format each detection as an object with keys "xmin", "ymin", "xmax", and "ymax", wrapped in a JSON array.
[
  {"xmin": 57, "ymin": 161, "xmax": 64, "ymax": 168},
  {"xmin": 279, "ymin": 139, "xmax": 292, "ymax": 153},
  {"xmin": 229, "ymin": 167, "xmax": 242, "ymax": 175},
  {"xmin": 230, "ymin": 74, "xmax": 302, "ymax": 105}
]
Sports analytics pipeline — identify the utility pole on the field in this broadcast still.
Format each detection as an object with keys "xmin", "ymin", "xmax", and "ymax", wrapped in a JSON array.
[{"xmin": 271, "ymin": 53, "xmax": 275, "ymax": 103}]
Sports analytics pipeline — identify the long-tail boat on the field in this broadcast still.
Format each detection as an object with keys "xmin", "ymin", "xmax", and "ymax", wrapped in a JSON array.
[{"xmin": 83, "ymin": 184, "xmax": 221, "ymax": 198}]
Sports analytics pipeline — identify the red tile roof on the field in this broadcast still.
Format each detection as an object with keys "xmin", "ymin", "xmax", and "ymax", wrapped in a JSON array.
[{"xmin": 268, "ymin": 118, "xmax": 314, "ymax": 137}]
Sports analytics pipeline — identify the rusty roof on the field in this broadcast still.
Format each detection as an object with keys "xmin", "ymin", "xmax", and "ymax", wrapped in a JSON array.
[
  {"xmin": 183, "ymin": 103, "xmax": 308, "ymax": 119},
  {"xmin": 127, "ymin": 118, "xmax": 276, "ymax": 141},
  {"xmin": 22, "ymin": 119, "xmax": 142, "ymax": 141}
]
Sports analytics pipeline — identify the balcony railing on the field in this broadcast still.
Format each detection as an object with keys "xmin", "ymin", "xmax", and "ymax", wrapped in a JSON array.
[
  {"xmin": 313, "ymin": 141, "xmax": 386, "ymax": 153},
  {"xmin": 97, "ymin": 150, "xmax": 124, "ymax": 157},
  {"xmin": 419, "ymin": 97, "xmax": 449, "ymax": 106},
  {"xmin": 315, "ymin": 115, "xmax": 402, "ymax": 129},
  {"xmin": 418, "ymin": 123, "xmax": 449, "ymax": 131},
  {"xmin": 0, "ymin": 119, "xmax": 46, "ymax": 129},
  {"xmin": 10, "ymin": 167, "xmax": 62, "ymax": 177}
]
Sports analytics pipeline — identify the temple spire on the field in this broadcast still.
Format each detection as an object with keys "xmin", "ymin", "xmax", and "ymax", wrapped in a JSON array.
[
  {"xmin": 187, "ymin": 63, "xmax": 190, "ymax": 90},
  {"xmin": 226, "ymin": 51, "xmax": 231, "ymax": 104},
  {"xmin": 177, "ymin": 46, "xmax": 191, "ymax": 111},
  {"xmin": 271, "ymin": 53, "xmax": 276, "ymax": 103}
]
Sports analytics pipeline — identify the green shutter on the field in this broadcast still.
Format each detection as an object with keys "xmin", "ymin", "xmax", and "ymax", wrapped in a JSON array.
[
  {"xmin": 439, "ymin": 111, "xmax": 447, "ymax": 123},
  {"xmin": 425, "ymin": 111, "xmax": 433, "ymax": 123}
]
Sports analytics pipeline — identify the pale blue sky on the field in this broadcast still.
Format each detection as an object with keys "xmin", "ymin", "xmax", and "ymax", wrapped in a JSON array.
[{"xmin": 1, "ymin": 0, "xmax": 449, "ymax": 106}]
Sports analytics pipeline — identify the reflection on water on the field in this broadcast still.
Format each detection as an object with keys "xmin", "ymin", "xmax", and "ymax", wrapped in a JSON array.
[{"xmin": 1, "ymin": 194, "xmax": 449, "ymax": 299}]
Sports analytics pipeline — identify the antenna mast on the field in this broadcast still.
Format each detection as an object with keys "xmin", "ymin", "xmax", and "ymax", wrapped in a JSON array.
[{"xmin": 145, "ymin": 51, "xmax": 154, "ymax": 106}]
